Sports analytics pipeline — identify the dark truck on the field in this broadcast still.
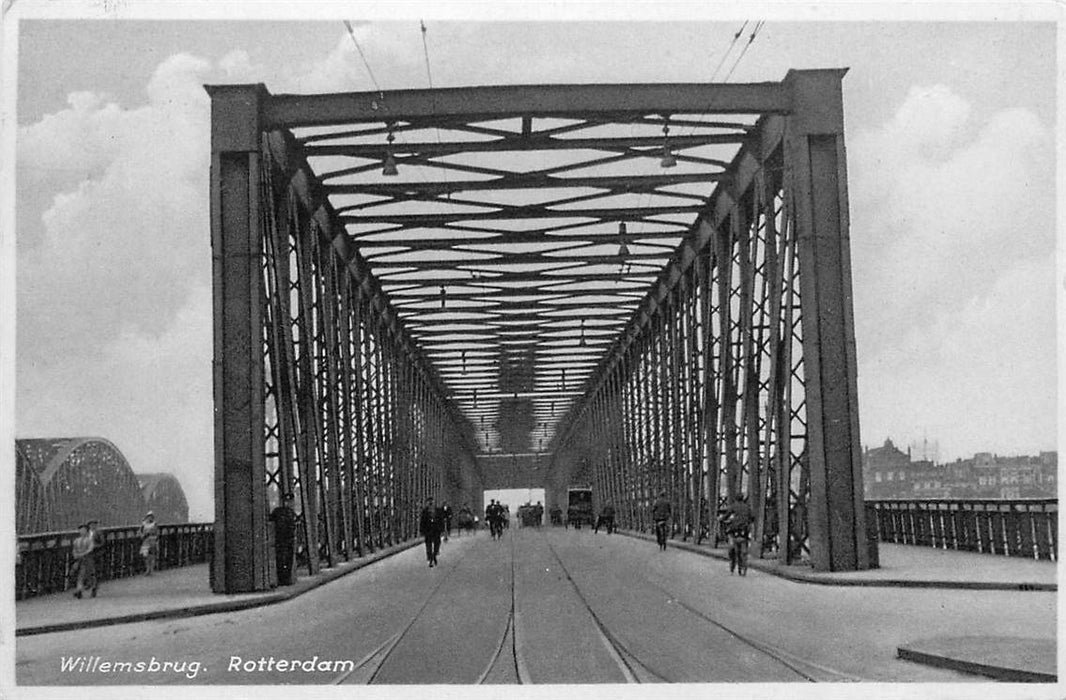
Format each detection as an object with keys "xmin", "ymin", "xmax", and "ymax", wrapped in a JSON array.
[{"xmin": 566, "ymin": 488, "xmax": 594, "ymax": 529}]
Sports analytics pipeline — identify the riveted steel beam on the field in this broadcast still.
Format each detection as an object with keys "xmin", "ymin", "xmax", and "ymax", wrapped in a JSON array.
[{"xmin": 264, "ymin": 82, "xmax": 790, "ymax": 128}]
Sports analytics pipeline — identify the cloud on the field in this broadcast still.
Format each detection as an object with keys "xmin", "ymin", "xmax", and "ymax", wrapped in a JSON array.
[
  {"xmin": 848, "ymin": 84, "xmax": 1055, "ymax": 458},
  {"xmin": 849, "ymin": 86, "xmax": 1052, "ymax": 335},
  {"xmin": 859, "ymin": 255, "xmax": 1056, "ymax": 459},
  {"xmin": 18, "ymin": 53, "xmax": 213, "ymax": 358},
  {"xmin": 17, "ymin": 53, "xmax": 217, "ymax": 518},
  {"xmin": 15, "ymin": 35, "xmax": 413, "ymax": 520},
  {"xmin": 18, "ymin": 286, "xmax": 215, "ymax": 520}
]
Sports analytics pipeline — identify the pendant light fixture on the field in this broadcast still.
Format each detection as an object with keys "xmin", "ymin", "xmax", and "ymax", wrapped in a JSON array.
[
  {"xmin": 618, "ymin": 221, "xmax": 631, "ymax": 257},
  {"xmin": 660, "ymin": 120, "xmax": 677, "ymax": 169},
  {"xmin": 382, "ymin": 127, "xmax": 399, "ymax": 176}
]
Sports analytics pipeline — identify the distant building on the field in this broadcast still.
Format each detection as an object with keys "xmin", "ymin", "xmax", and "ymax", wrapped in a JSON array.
[
  {"xmin": 863, "ymin": 439, "xmax": 1056, "ymax": 500},
  {"xmin": 863, "ymin": 439, "xmax": 912, "ymax": 499}
]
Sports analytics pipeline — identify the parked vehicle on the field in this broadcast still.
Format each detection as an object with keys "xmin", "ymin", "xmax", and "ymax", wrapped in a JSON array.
[{"xmin": 566, "ymin": 488, "xmax": 594, "ymax": 529}]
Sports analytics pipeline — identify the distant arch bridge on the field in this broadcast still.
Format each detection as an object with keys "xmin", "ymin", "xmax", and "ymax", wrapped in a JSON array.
[{"xmin": 15, "ymin": 438, "xmax": 189, "ymax": 534}]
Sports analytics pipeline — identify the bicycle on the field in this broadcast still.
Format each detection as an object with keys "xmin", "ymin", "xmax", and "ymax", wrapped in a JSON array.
[
  {"xmin": 727, "ymin": 528, "xmax": 749, "ymax": 576},
  {"xmin": 654, "ymin": 519, "xmax": 669, "ymax": 551}
]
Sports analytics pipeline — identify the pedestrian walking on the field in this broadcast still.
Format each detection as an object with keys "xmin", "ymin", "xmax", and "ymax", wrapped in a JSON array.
[
  {"xmin": 71, "ymin": 523, "xmax": 98, "ymax": 599},
  {"xmin": 139, "ymin": 511, "xmax": 159, "ymax": 576},
  {"xmin": 595, "ymin": 501, "xmax": 616, "ymax": 534},
  {"xmin": 86, "ymin": 520, "xmax": 104, "ymax": 594},
  {"xmin": 419, "ymin": 496, "xmax": 444, "ymax": 567},
  {"xmin": 456, "ymin": 503, "xmax": 474, "ymax": 536},
  {"xmin": 441, "ymin": 502, "xmax": 453, "ymax": 541},
  {"xmin": 270, "ymin": 492, "xmax": 297, "ymax": 586},
  {"xmin": 652, "ymin": 491, "xmax": 672, "ymax": 551}
]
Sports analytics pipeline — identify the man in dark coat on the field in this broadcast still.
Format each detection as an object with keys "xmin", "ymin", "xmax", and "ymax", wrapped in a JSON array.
[
  {"xmin": 270, "ymin": 492, "xmax": 298, "ymax": 585},
  {"xmin": 651, "ymin": 491, "xmax": 672, "ymax": 551},
  {"xmin": 419, "ymin": 496, "xmax": 444, "ymax": 567}
]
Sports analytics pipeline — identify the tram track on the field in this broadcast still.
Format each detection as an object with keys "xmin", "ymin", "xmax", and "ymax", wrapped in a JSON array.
[
  {"xmin": 332, "ymin": 529, "xmax": 524, "ymax": 685},
  {"xmin": 336, "ymin": 527, "xmax": 861, "ymax": 684},
  {"xmin": 641, "ymin": 576, "xmax": 869, "ymax": 682},
  {"xmin": 478, "ymin": 526, "xmax": 527, "ymax": 683},
  {"xmin": 330, "ymin": 545, "xmax": 468, "ymax": 685},
  {"xmin": 541, "ymin": 530, "xmax": 866, "ymax": 683},
  {"xmin": 541, "ymin": 534, "xmax": 663, "ymax": 682}
]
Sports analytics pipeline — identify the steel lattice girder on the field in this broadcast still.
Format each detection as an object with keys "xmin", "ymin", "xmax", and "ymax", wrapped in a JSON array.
[{"xmin": 547, "ymin": 69, "xmax": 872, "ymax": 572}]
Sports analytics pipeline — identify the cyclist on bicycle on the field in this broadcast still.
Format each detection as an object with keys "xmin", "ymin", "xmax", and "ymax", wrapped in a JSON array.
[
  {"xmin": 718, "ymin": 495, "xmax": 753, "ymax": 574},
  {"xmin": 651, "ymin": 491, "xmax": 672, "ymax": 551}
]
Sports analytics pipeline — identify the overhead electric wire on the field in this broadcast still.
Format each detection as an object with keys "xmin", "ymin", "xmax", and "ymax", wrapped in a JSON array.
[
  {"xmin": 681, "ymin": 20, "xmax": 754, "ymax": 137},
  {"xmin": 420, "ymin": 20, "xmax": 435, "ymax": 89},
  {"xmin": 723, "ymin": 20, "xmax": 765, "ymax": 82},
  {"xmin": 708, "ymin": 20, "xmax": 748, "ymax": 83},
  {"xmin": 344, "ymin": 19, "xmax": 384, "ymax": 97}
]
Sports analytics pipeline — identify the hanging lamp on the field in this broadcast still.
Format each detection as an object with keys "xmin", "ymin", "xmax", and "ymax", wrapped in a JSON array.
[
  {"xmin": 618, "ymin": 221, "xmax": 631, "ymax": 257},
  {"xmin": 382, "ymin": 128, "xmax": 399, "ymax": 176},
  {"xmin": 660, "ymin": 121, "xmax": 677, "ymax": 168}
]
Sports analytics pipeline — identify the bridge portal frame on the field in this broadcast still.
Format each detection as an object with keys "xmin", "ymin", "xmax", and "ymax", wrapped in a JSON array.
[{"xmin": 209, "ymin": 70, "xmax": 872, "ymax": 592}]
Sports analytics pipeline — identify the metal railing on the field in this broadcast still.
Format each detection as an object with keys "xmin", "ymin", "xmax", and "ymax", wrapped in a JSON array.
[
  {"xmin": 866, "ymin": 499, "xmax": 1056, "ymax": 561},
  {"xmin": 15, "ymin": 523, "xmax": 213, "ymax": 600}
]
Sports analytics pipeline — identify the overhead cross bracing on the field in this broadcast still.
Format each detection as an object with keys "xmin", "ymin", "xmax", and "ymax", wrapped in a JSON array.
[{"xmin": 280, "ymin": 83, "xmax": 775, "ymax": 454}]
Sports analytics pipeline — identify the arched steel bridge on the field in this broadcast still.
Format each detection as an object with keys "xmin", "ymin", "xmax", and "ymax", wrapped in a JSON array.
[
  {"xmin": 15, "ymin": 438, "xmax": 190, "ymax": 533},
  {"xmin": 208, "ymin": 69, "xmax": 873, "ymax": 593}
]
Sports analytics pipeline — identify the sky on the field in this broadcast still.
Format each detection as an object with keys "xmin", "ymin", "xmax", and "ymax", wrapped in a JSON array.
[{"xmin": 9, "ymin": 4, "xmax": 1060, "ymax": 522}]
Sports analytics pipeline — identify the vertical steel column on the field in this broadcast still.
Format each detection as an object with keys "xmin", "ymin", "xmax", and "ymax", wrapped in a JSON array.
[
  {"xmin": 703, "ymin": 243, "xmax": 724, "ymax": 542},
  {"xmin": 338, "ymin": 278, "xmax": 361, "ymax": 557},
  {"xmin": 611, "ymin": 370, "xmax": 626, "ymax": 522},
  {"xmin": 352, "ymin": 288, "xmax": 369, "ymax": 555},
  {"xmin": 317, "ymin": 239, "xmax": 345, "ymax": 565},
  {"xmin": 735, "ymin": 193, "xmax": 762, "ymax": 537},
  {"xmin": 786, "ymin": 69, "xmax": 871, "ymax": 571},
  {"xmin": 652, "ymin": 314, "xmax": 668, "ymax": 500},
  {"xmin": 756, "ymin": 160, "xmax": 786, "ymax": 558},
  {"xmin": 668, "ymin": 291, "xmax": 685, "ymax": 537},
  {"xmin": 621, "ymin": 350, "xmax": 640, "ymax": 529},
  {"xmin": 692, "ymin": 260, "xmax": 710, "ymax": 542},
  {"xmin": 364, "ymin": 324, "xmax": 380, "ymax": 550},
  {"xmin": 686, "ymin": 269, "xmax": 702, "ymax": 539},
  {"xmin": 631, "ymin": 342, "xmax": 649, "ymax": 528},
  {"xmin": 293, "ymin": 216, "xmax": 326, "ymax": 573},
  {"xmin": 209, "ymin": 85, "xmax": 271, "ymax": 593},
  {"xmin": 263, "ymin": 177, "xmax": 297, "ymax": 506},
  {"xmin": 716, "ymin": 217, "xmax": 739, "ymax": 503}
]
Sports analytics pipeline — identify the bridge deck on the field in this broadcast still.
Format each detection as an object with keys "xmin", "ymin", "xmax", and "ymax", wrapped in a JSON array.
[{"xmin": 17, "ymin": 529, "xmax": 1056, "ymax": 684}]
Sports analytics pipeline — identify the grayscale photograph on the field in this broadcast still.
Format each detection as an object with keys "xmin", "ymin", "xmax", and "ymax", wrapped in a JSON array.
[{"xmin": 3, "ymin": 1, "xmax": 1060, "ymax": 696}]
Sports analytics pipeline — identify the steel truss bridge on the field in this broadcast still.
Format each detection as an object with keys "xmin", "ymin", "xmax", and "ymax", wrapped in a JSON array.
[{"xmin": 208, "ymin": 69, "xmax": 873, "ymax": 593}]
